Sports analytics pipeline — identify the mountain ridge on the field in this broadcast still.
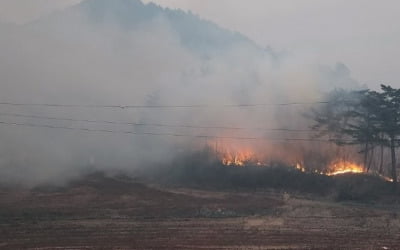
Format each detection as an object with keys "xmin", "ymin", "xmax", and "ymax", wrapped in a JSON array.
[{"xmin": 29, "ymin": 0, "xmax": 269, "ymax": 57}]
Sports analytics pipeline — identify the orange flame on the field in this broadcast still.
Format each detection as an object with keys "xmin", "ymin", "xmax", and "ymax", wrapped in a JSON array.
[
  {"xmin": 325, "ymin": 161, "xmax": 364, "ymax": 176},
  {"xmin": 295, "ymin": 163, "xmax": 306, "ymax": 172},
  {"xmin": 294, "ymin": 161, "xmax": 365, "ymax": 176},
  {"xmin": 216, "ymin": 142, "xmax": 366, "ymax": 177},
  {"xmin": 380, "ymin": 176, "xmax": 394, "ymax": 182},
  {"xmin": 221, "ymin": 149, "xmax": 266, "ymax": 167},
  {"xmin": 221, "ymin": 150, "xmax": 252, "ymax": 166}
]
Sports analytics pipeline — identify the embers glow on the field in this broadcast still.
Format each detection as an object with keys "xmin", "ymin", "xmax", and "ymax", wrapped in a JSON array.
[
  {"xmin": 296, "ymin": 163, "xmax": 306, "ymax": 172},
  {"xmin": 325, "ymin": 161, "xmax": 364, "ymax": 176},
  {"xmin": 380, "ymin": 175, "xmax": 394, "ymax": 182}
]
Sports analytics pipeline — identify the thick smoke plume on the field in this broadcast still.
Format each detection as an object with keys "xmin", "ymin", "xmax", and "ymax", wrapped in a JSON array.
[{"xmin": 0, "ymin": 0, "xmax": 360, "ymax": 186}]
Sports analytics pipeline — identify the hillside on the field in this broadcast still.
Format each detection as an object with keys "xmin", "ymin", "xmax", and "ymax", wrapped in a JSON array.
[{"xmin": 30, "ymin": 0, "xmax": 271, "ymax": 58}]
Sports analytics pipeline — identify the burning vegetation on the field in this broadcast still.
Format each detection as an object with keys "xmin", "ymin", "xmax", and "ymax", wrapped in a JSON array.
[
  {"xmin": 208, "ymin": 84, "xmax": 400, "ymax": 186},
  {"xmin": 310, "ymin": 85, "xmax": 400, "ymax": 184},
  {"xmin": 220, "ymin": 149, "xmax": 365, "ymax": 176},
  {"xmin": 216, "ymin": 145, "xmax": 395, "ymax": 183},
  {"xmin": 220, "ymin": 149, "xmax": 266, "ymax": 167},
  {"xmin": 325, "ymin": 161, "xmax": 364, "ymax": 176},
  {"xmin": 165, "ymin": 144, "xmax": 396, "ymax": 203}
]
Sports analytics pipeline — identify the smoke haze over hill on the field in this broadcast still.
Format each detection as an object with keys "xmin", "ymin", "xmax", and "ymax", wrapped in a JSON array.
[{"xmin": 0, "ymin": 0, "xmax": 362, "ymax": 186}]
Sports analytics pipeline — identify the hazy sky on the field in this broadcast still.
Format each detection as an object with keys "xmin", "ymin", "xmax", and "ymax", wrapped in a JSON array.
[{"xmin": 0, "ymin": 0, "xmax": 399, "ymax": 88}]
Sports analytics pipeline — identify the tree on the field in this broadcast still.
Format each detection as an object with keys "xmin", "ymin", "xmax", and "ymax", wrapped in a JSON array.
[
  {"xmin": 371, "ymin": 85, "xmax": 400, "ymax": 186},
  {"xmin": 311, "ymin": 89, "xmax": 379, "ymax": 170},
  {"xmin": 341, "ymin": 90, "xmax": 381, "ymax": 171},
  {"xmin": 312, "ymin": 85, "xmax": 400, "ymax": 187}
]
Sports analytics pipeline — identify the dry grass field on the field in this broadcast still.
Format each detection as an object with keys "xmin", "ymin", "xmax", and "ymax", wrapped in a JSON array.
[{"xmin": 0, "ymin": 173, "xmax": 399, "ymax": 249}]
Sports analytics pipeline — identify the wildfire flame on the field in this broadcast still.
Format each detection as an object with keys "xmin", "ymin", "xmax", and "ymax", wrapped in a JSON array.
[
  {"xmin": 296, "ymin": 163, "xmax": 306, "ymax": 172},
  {"xmin": 217, "ymin": 142, "xmax": 369, "ymax": 177},
  {"xmin": 217, "ymin": 146, "xmax": 396, "ymax": 182},
  {"xmin": 221, "ymin": 150, "xmax": 266, "ymax": 167},
  {"xmin": 380, "ymin": 176, "xmax": 394, "ymax": 182},
  {"xmin": 294, "ymin": 161, "xmax": 365, "ymax": 176},
  {"xmin": 325, "ymin": 161, "xmax": 364, "ymax": 176}
]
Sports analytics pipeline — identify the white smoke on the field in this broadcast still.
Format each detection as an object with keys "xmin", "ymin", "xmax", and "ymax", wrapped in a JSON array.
[{"xmin": 0, "ymin": 0, "xmax": 360, "ymax": 186}]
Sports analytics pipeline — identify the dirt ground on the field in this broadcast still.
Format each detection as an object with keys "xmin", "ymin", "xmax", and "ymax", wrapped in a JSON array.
[{"xmin": 0, "ymin": 173, "xmax": 399, "ymax": 249}]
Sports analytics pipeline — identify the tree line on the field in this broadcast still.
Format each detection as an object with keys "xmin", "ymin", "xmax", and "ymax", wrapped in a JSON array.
[{"xmin": 312, "ymin": 85, "xmax": 400, "ymax": 187}]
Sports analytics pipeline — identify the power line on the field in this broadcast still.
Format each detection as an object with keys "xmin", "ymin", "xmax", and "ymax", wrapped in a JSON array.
[
  {"xmin": 0, "ymin": 112, "xmax": 318, "ymax": 132},
  {"xmin": 0, "ymin": 120, "xmax": 342, "ymax": 142},
  {"xmin": 0, "ymin": 101, "xmax": 329, "ymax": 109}
]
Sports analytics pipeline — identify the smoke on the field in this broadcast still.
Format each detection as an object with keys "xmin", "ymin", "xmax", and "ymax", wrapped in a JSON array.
[{"xmin": 0, "ymin": 0, "xmax": 361, "ymax": 187}]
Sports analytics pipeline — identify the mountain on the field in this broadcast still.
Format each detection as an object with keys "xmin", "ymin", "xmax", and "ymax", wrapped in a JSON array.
[{"xmin": 29, "ymin": 0, "xmax": 272, "ymax": 58}]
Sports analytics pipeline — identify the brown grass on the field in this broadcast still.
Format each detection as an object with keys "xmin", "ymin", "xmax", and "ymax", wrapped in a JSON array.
[{"xmin": 0, "ymin": 174, "xmax": 399, "ymax": 249}]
